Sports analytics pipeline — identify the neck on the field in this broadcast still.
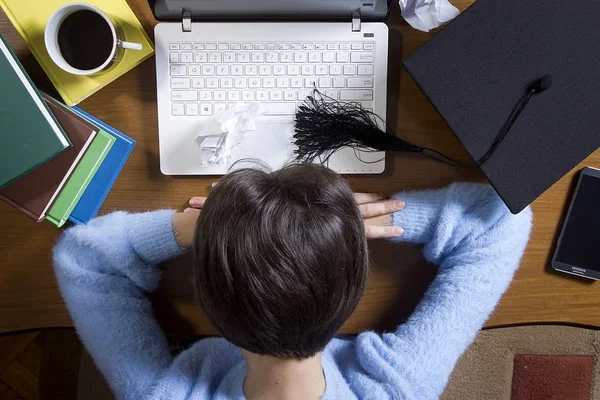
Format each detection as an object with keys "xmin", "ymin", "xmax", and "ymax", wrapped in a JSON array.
[{"xmin": 242, "ymin": 350, "xmax": 325, "ymax": 400}]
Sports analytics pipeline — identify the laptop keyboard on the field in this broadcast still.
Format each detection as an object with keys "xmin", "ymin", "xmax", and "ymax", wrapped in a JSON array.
[{"xmin": 168, "ymin": 41, "xmax": 375, "ymax": 117}]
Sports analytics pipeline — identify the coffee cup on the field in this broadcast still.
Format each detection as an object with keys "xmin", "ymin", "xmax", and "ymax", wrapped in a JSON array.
[{"xmin": 44, "ymin": 3, "xmax": 142, "ymax": 75}]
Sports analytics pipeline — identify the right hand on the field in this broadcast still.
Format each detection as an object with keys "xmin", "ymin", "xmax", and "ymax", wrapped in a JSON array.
[{"xmin": 354, "ymin": 193, "xmax": 405, "ymax": 239}]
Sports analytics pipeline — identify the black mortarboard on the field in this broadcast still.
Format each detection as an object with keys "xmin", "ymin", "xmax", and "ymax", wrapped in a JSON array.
[{"xmin": 403, "ymin": 0, "xmax": 600, "ymax": 213}]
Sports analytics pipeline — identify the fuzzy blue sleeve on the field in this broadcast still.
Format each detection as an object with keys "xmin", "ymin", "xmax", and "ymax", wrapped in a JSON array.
[
  {"xmin": 52, "ymin": 211, "xmax": 186, "ymax": 400},
  {"xmin": 354, "ymin": 183, "xmax": 532, "ymax": 399}
]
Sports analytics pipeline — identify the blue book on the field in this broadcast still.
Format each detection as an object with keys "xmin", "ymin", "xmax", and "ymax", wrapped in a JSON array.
[{"xmin": 67, "ymin": 107, "xmax": 136, "ymax": 224}]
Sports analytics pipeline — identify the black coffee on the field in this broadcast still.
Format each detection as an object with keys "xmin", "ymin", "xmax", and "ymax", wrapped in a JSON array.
[{"xmin": 57, "ymin": 10, "xmax": 113, "ymax": 70}]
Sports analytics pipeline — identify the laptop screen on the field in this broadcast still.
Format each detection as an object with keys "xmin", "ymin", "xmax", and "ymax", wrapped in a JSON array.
[{"xmin": 151, "ymin": 0, "xmax": 390, "ymax": 21}]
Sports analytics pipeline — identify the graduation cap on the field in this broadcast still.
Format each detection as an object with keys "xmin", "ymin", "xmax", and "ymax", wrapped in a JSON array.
[{"xmin": 294, "ymin": 0, "xmax": 600, "ymax": 214}]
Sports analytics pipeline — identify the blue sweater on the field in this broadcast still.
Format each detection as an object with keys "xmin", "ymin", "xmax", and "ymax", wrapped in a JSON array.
[{"xmin": 52, "ymin": 183, "xmax": 532, "ymax": 400}]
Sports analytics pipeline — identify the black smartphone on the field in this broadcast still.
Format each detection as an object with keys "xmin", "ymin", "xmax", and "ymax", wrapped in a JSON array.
[{"xmin": 552, "ymin": 167, "xmax": 600, "ymax": 280}]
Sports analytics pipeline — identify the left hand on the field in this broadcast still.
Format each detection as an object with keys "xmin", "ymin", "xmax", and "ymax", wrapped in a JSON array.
[{"xmin": 172, "ymin": 197, "xmax": 207, "ymax": 249}]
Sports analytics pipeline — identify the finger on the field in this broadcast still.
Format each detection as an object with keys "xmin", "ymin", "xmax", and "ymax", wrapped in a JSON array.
[
  {"xmin": 359, "ymin": 199, "xmax": 405, "ymax": 218},
  {"xmin": 365, "ymin": 225, "xmax": 404, "ymax": 239},
  {"xmin": 189, "ymin": 197, "xmax": 207, "ymax": 208},
  {"xmin": 183, "ymin": 208, "xmax": 201, "ymax": 214},
  {"xmin": 354, "ymin": 193, "xmax": 387, "ymax": 204}
]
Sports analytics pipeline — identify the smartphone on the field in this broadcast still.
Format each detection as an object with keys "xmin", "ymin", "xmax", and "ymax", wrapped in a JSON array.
[{"xmin": 552, "ymin": 167, "xmax": 600, "ymax": 280}]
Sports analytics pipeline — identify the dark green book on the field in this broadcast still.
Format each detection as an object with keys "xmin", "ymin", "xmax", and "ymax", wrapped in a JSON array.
[{"xmin": 0, "ymin": 33, "xmax": 70, "ymax": 189}]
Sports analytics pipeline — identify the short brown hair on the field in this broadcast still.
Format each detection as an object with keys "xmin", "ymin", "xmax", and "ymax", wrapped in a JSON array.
[{"xmin": 193, "ymin": 164, "xmax": 368, "ymax": 358}]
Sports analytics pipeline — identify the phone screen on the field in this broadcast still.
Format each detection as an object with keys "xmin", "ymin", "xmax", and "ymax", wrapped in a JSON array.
[{"xmin": 555, "ymin": 173, "xmax": 600, "ymax": 271}]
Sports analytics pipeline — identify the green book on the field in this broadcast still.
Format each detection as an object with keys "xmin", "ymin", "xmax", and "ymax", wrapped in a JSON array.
[
  {"xmin": 46, "ymin": 130, "xmax": 115, "ymax": 227},
  {"xmin": 0, "ymin": 33, "xmax": 70, "ymax": 189}
]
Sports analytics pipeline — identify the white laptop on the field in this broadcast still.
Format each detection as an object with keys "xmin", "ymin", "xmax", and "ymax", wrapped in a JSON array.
[{"xmin": 153, "ymin": 0, "xmax": 390, "ymax": 175}]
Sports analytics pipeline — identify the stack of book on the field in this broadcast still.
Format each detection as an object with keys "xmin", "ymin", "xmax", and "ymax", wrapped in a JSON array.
[{"xmin": 0, "ymin": 34, "xmax": 135, "ymax": 227}]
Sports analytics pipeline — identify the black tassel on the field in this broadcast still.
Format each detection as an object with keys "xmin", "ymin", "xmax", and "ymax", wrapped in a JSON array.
[{"xmin": 293, "ymin": 91, "xmax": 424, "ymax": 164}]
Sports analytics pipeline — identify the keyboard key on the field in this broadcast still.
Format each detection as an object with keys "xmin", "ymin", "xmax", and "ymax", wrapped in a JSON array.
[
  {"xmin": 330, "ymin": 65, "xmax": 342, "ymax": 75},
  {"xmin": 171, "ymin": 103, "xmax": 184, "ymax": 115},
  {"xmin": 309, "ymin": 52, "xmax": 321, "ymax": 62},
  {"xmin": 266, "ymin": 52, "xmax": 279, "ymax": 63},
  {"xmin": 194, "ymin": 52, "xmax": 207, "ymax": 63},
  {"xmin": 263, "ymin": 77, "xmax": 275, "ymax": 88},
  {"xmin": 227, "ymin": 91, "xmax": 240, "ymax": 101},
  {"xmin": 254, "ymin": 43, "xmax": 266, "ymax": 50},
  {"xmin": 215, "ymin": 103, "xmax": 227, "ymax": 114},
  {"xmin": 291, "ymin": 43, "xmax": 302, "ymax": 50},
  {"xmin": 181, "ymin": 43, "xmax": 192, "ymax": 50},
  {"xmin": 284, "ymin": 89, "xmax": 296, "ymax": 101},
  {"xmin": 351, "ymin": 43, "xmax": 362, "ymax": 50},
  {"xmin": 193, "ymin": 43, "xmax": 205, "ymax": 50},
  {"xmin": 363, "ymin": 43, "xmax": 374, "ymax": 50},
  {"xmin": 169, "ymin": 52, "xmax": 179, "ymax": 63},
  {"xmin": 170, "ymin": 65, "xmax": 186, "ymax": 76},
  {"xmin": 324, "ymin": 89, "xmax": 338, "ymax": 100},
  {"xmin": 202, "ymin": 65, "xmax": 215, "ymax": 76},
  {"xmin": 224, "ymin": 52, "xmax": 236, "ymax": 63},
  {"xmin": 262, "ymin": 103, "xmax": 295, "ymax": 116},
  {"xmin": 297, "ymin": 89, "xmax": 312, "ymax": 100},
  {"xmin": 322, "ymin": 52, "xmax": 335, "ymax": 63},
  {"xmin": 333, "ymin": 77, "xmax": 345, "ymax": 88},
  {"xmin": 270, "ymin": 90, "xmax": 283, "ymax": 101},
  {"xmin": 256, "ymin": 90, "xmax": 268, "ymax": 101},
  {"xmin": 273, "ymin": 65, "xmax": 286, "ymax": 76},
  {"xmin": 304, "ymin": 77, "xmax": 318, "ymax": 88},
  {"xmin": 169, "ymin": 43, "xmax": 180, "ymax": 50},
  {"xmin": 291, "ymin": 77, "xmax": 303, "ymax": 88},
  {"xmin": 171, "ymin": 77, "xmax": 190, "ymax": 89},
  {"xmin": 315, "ymin": 65, "xmax": 328, "ymax": 75},
  {"xmin": 221, "ymin": 77, "xmax": 233, "ymax": 88},
  {"xmin": 319, "ymin": 77, "xmax": 332, "ymax": 88},
  {"xmin": 339, "ymin": 43, "xmax": 350, "ymax": 50},
  {"xmin": 209, "ymin": 52, "xmax": 222, "ymax": 63},
  {"xmin": 171, "ymin": 90, "xmax": 198, "ymax": 101},
  {"xmin": 351, "ymin": 52, "xmax": 374, "ymax": 63},
  {"xmin": 234, "ymin": 77, "xmax": 247, "ymax": 88},
  {"xmin": 192, "ymin": 77, "xmax": 205, "ymax": 88},
  {"xmin": 301, "ymin": 65, "xmax": 314, "ymax": 75},
  {"xmin": 279, "ymin": 43, "xmax": 290, "ymax": 50},
  {"xmin": 218, "ymin": 43, "xmax": 229, "ymax": 50},
  {"xmin": 242, "ymin": 90, "xmax": 254, "ymax": 101},
  {"xmin": 327, "ymin": 43, "xmax": 337, "ymax": 50},
  {"xmin": 249, "ymin": 77, "xmax": 261, "ymax": 88},
  {"xmin": 214, "ymin": 90, "xmax": 226, "ymax": 101},
  {"xmin": 259, "ymin": 65, "xmax": 272, "ymax": 75},
  {"xmin": 337, "ymin": 52, "xmax": 349, "ymax": 62},
  {"xmin": 357, "ymin": 64, "xmax": 374, "ymax": 75},
  {"xmin": 245, "ymin": 65, "xmax": 258, "ymax": 75},
  {"xmin": 206, "ymin": 77, "xmax": 219, "ymax": 88},
  {"xmin": 251, "ymin": 52, "xmax": 265, "ymax": 63},
  {"xmin": 303, "ymin": 43, "xmax": 315, "ymax": 50},
  {"xmin": 217, "ymin": 65, "xmax": 229, "ymax": 76},
  {"xmin": 267, "ymin": 43, "xmax": 278, "ymax": 50},
  {"xmin": 277, "ymin": 77, "xmax": 290, "ymax": 88},
  {"xmin": 280, "ymin": 51, "xmax": 293, "ymax": 63},
  {"xmin": 315, "ymin": 43, "xmax": 326, "ymax": 50},
  {"xmin": 242, "ymin": 43, "xmax": 253, "ymax": 50},
  {"xmin": 206, "ymin": 43, "xmax": 217, "ymax": 50},
  {"xmin": 347, "ymin": 77, "xmax": 374, "ymax": 88},
  {"xmin": 339, "ymin": 89, "xmax": 373, "ymax": 101},
  {"xmin": 231, "ymin": 65, "xmax": 243, "ymax": 76},
  {"xmin": 181, "ymin": 52, "xmax": 193, "ymax": 63},
  {"xmin": 200, "ymin": 103, "xmax": 213, "ymax": 116},
  {"xmin": 199, "ymin": 91, "xmax": 212, "ymax": 101},
  {"xmin": 237, "ymin": 51, "xmax": 250, "ymax": 63},
  {"xmin": 186, "ymin": 103, "xmax": 199, "ymax": 116},
  {"xmin": 288, "ymin": 65, "xmax": 300, "ymax": 75},
  {"xmin": 231, "ymin": 43, "xmax": 241, "ymax": 50},
  {"xmin": 343, "ymin": 64, "xmax": 357, "ymax": 75},
  {"xmin": 188, "ymin": 65, "xmax": 201, "ymax": 76},
  {"xmin": 295, "ymin": 52, "xmax": 307, "ymax": 63}
]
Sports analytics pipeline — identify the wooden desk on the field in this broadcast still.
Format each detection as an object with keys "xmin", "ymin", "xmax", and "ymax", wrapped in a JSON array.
[{"xmin": 1, "ymin": 1, "xmax": 598, "ymax": 336}]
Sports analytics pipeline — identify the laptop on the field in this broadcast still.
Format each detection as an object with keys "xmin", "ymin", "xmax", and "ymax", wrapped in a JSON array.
[{"xmin": 152, "ymin": 0, "xmax": 391, "ymax": 175}]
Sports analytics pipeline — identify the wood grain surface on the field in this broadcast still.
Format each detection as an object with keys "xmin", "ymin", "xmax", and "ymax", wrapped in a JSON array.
[{"xmin": 0, "ymin": 0, "xmax": 598, "ymax": 336}]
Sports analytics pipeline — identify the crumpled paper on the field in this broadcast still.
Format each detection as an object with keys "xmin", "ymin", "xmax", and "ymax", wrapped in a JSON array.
[
  {"xmin": 195, "ymin": 102, "xmax": 264, "ymax": 165},
  {"xmin": 399, "ymin": 0, "xmax": 459, "ymax": 32}
]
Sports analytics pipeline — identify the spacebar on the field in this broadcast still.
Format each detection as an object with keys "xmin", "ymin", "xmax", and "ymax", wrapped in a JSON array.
[{"xmin": 260, "ymin": 103, "xmax": 296, "ymax": 116}]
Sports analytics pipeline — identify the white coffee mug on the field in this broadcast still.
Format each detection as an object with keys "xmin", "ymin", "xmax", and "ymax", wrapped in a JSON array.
[{"xmin": 44, "ymin": 2, "xmax": 142, "ymax": 75}]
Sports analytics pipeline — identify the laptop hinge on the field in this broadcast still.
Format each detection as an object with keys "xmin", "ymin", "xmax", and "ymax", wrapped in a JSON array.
[
  {"xmin": 352, "ymin": 9, "xmax": 361, "ymax": 32},
  {"xmin": 182, "ymin": 9, "xmax": 192, "ymax": 33}
]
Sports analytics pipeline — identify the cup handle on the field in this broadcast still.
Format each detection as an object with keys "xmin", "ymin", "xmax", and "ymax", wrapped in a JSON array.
[{"xmin": 118, "ymin": 40, "xmax": 143, "ymax": 51}]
